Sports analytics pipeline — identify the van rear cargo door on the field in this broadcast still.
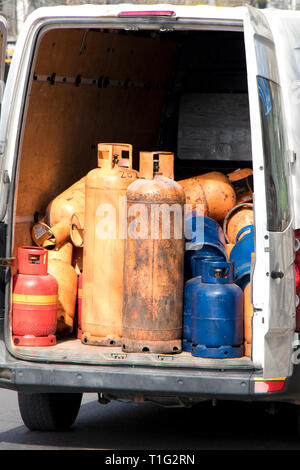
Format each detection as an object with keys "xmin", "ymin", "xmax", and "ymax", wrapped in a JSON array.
[
  {"xmin": 244, "ymin": 6, "xmax": 295, "ymax": 379},
  {"xmin": 261, "ymin": 9, "xmax": 300, "ymax": 231}
]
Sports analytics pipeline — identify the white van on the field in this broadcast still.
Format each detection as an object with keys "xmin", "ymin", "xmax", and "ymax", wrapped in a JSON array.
[{"xmin": 0, "ymin": 3, "xmax": 299, "ymax": 432}]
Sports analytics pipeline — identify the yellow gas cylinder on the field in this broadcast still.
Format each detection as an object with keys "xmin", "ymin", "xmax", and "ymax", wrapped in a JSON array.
[
  {"xmin": 178, "ymin": 172, "xmax": 236, "ymax": 222},
  {"xmin": 48, "ymin": 242, "xmax": 78, "ymax": 337},
  {"xmin": 244, "ymin": 282, "xmax": 253, "ymax": 357},
  {"xmin": 223, "ymin": 203, "xmax": 253, "ymax": 245},
  {"xmin": 48, "ymin": 241, "xmax": 73, "ymax": 264},
  {"xmin": 81, "ymin": 143, "xmax": 138, "ymax": 346},
  {"xmin": 32, "ymin": 218, "xmax": 71, "ymax": 250},
  {"xmin": 70, "ymin": 212, "xmax": 84, "ymax": 248},
  {"xmin": 244, "ymin": 252, "xmax": 255, "ymax": 357},
  {"xmin": 139, "ymin": 151, "xmax": 174, "ymax": 179},
  {"xmin": 227, "ymin": 168, "xmax": 253, "ymax": 204},
  {"xmin": 225, "ymin": 243, "xmax": 235, "ymax": 258},
  {"xmin": 46, "ymin": 177, "xmax": 86, "ymax": 227},
  {"xmin": 122, "ymin": 152, "xmax": 185, "ymax": 353}
]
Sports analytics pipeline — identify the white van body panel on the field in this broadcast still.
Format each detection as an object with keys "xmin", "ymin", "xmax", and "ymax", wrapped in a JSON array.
[
  {"xmin": 244, "ymin": 6, "xmax": 296, "ymax": 378},
  {"xmin": 0, "ymin": 4, "xmax": 298, "ymax": 378},
  {"xmin": 263, "ymin": 9, "xmax": 300, "ymax": 230}
]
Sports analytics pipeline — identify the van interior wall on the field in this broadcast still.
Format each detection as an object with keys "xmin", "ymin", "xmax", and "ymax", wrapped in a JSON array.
[
  {"xmin": 13, "ymin": 28, "xmax": 249, "ymax": 255},
  {"xmin": 13, "ymin": 28, "xmax": 178, "ymax": 254},
  {"xmin": 159, "ymin": 30, "xmax": 250, "ymax": 179}
]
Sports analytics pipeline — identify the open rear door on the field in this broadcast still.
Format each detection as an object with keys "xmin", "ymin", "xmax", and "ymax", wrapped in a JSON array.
[
  {"xmin": 244, "ymin": 6, "xmax": 295, "ymax": 379},
  {"xmin": 260, "ymin": 9, "xmax": 300, "ymax": 231}
]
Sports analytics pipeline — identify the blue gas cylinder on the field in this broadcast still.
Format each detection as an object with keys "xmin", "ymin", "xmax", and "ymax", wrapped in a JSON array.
[
  {"xmin": 184, "ymin": 213, "xmax": 227, "ymax": 281},
  {"xmin": 230, "ymin": 225, "xmax": 254, "ymax": 290},
  {"xmin": 191, "ymin": 260, "xmax": 244, "ymax": 358},
  {"xmin": 183, "ymin": 278, "xmax": 199, "ymax": 352},
  {"xmin": 183, "ymin": 255, "xmax": 220, "ymax": 352}
]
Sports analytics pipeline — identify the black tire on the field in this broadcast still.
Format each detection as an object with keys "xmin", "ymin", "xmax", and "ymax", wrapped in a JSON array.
[{"xmin": 18, "ymin": 392, "xmax": 83, "ymax": 431}]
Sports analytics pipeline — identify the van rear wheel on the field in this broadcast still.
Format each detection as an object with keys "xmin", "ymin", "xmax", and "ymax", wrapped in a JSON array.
[{"xmin": 18, "ymin": 392, "xmax": 83, "ymax": 431}]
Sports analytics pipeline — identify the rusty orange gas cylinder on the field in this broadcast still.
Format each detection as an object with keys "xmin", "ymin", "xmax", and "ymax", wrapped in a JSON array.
[
  {"xmin": 243, "ymin": 252, "xmax": 255, "ymax": 357},
  {"xmin": 81, "ymin": 143, "xmax": 137, "ymax": 346},
  {"xmin": 32, "ymin": 218, "xmax": 71, "ymax": 250},
  {"xmin": 178, "ymin": 172, "xmax": 236, "ymax": 222},
  {"xmin": 244, "ymin": 282, "xmax": 253, "ymax": 357},
  {"xmin": 139, "ymin": 151, "xmax": 174, "ymax": 179},
  {"xmin": 70, "ymin": 212, "xmax": 84, "ymax": 248},
  {"xmin": 227, "ymin": 168, "xmax": 253, "ymax": 204},
  {"xmin": 77, "ymin": 274, "xmax": 82, "ymax": 339},
  {"xmin": 12, "ymin": 246, "xmax": 58, "ymax": 346},
  {"xmin": 225, "ymin": 243, "xmax": 235, "ymax": 258},
  {"xmin": 122, "ymin": 152, "xmax": 185, "ymax": 354},
  {"xmin": 48, "ymin": 242, "xmax": 78, "ymax": 337},
  {"xmin": 48, "ymin": 241, "xmax": 73, "ymax": 265},
  {"xmin": 46, "ymin": 177, "xmax": 86, "ymax": 227},
  {"xmin": 223, "ymin": 203, "xmax": 253, "ymax": 244}
]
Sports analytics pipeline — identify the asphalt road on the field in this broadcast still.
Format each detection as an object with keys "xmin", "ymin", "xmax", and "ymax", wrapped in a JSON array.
[{"xmin": 0, "ymin": 389, "xmax": 300, "ymax": 450}]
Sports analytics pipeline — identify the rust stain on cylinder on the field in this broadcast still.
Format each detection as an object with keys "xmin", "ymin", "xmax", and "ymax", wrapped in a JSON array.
[
  {"xmin": 178, "ymin": 171, "xmax": 236, "ymax": 222},
  {"xmin": 82, "ymin": 143, "xmax": 137, "ymax": 346},
  {"xmin": 46, "ymin": 177, "xmax": 86, "ymax": 227},
  {"xmin": 223, "ymin": 203, "xmax": 253, "ymax": 244},
  {"xmin": 122, "ymin": 175, "xmax": 185, "ymax": 354}
]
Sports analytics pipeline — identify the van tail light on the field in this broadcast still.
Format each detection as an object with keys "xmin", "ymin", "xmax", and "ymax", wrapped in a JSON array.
[
  {"xmin": 296, "ymin": 263, "xmax": 300, "ymax": 287},
  {"xmin": 118, "ymin": 10, "xmax": 176, "ymax": 17},
  {"xmin": 295, "ymin": 230, "xmax": 300, "ymax": 331},
  {"xmin": 254, "ymin": 378, "xmax": 286, "ymax": 393}
]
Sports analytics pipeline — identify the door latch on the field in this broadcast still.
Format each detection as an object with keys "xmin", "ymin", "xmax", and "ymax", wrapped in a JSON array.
[{"xmin": 271, "ymin": 271, "xmax": 284, "ymax": 280}]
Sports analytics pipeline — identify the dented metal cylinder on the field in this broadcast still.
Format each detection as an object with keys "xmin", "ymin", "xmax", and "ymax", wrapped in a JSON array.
[
  {"xmin": 227, "ymin": 168, "xmax": 253, "ymax": 204},
  {"xmin": 48, "ymin": 241, "xmax": 73, "ymax": 265},
  {"xmin": 178, "ymin": 171, "xmax": 236, "ymax": 222},
  {"xmin": 46, "ymin": 177, "xmax": 86, "ymax": 227},
  {"xmin": 32, "ymin": 218, "xmax": 71, "ymax": 250},
  {"xmin": 122, "ymin": 153, "xmax": 185, "ymax": 354},
  {"xmin": 48, "ymin": 242, "xmax": 78, "ymax": 337},
  {"xmin": 223, "ymin": 203, "xmax": 253, "ymax": 245},
  {"xmin": 70, "ymin": 212, "xmax": 84, "ymax": 248},
  {"xmin": 244, "ymin": 281, "xmax": 253, "ymax": 357},
  {"xmin": 82, "ymin": 143, "xmax": 137, "ymax": 346}
]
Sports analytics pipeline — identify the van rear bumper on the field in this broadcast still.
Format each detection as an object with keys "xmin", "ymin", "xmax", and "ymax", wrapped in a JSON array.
[
  {"xmin": 0, "ymin": 353, "xmax": 300, "ymax": 404},
  {"xmin": 0, "ymin": 359, "xmax": 255, "ymax": 397},
  {"xmin": 1, "ymin": 328, "xmax": 300, "ymax": 402}
]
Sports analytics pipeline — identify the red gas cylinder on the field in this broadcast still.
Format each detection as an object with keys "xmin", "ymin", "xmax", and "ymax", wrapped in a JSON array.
[
  {"xmin": 77, "ymin": 274, "xmax": 82, "ymax": 339},
  {"xmin": 12, "ymin": 246, "xmax": 58, "ymax": 346}
]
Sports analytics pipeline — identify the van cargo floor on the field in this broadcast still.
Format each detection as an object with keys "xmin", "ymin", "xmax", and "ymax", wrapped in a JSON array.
[{"xmin": 13, "ymin": 338, "xmax": 254, "ymax": 369}]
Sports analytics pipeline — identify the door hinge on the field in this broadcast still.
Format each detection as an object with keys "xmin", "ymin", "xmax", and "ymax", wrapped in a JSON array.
[
  {"xmin": 0, "ymin": 141, "xmax": 5, "ymax": 156},
  {"xmin": 287, "ymin": 150, "xmax": 296, "ymax": 165},
  {"xmin": 2, "ymin": 170, "xmax": 9, "ymax": 184},
  {"xmin": 0, "ymin": 257, "xmax": 15, "ymax": 267}
]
